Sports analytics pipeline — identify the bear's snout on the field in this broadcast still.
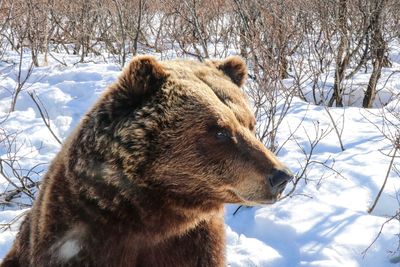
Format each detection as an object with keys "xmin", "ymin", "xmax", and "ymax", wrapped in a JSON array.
[{"xmin": 268, "ymin": 168, "xmax": 294, "ymax": 195}]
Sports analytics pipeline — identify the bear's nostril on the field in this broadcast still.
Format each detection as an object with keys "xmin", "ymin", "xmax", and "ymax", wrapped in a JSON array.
[{"xmin": 269, "ymin": 168, "xmax": 293, "ymax": 189}]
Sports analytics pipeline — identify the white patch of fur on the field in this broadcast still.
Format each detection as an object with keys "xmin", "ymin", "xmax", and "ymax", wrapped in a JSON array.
[
  {"xmin": 50, "ymin": 224, "xmax": 86, "ymax": 263},
  {"xmin": 58, "ymin": 239, "xmax": 80, "ymax": 261}
]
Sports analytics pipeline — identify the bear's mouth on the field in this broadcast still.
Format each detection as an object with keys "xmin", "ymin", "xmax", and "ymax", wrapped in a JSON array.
[
  {"xmin": 259, "ymin": 194, "xmax": 282, "ymax": 205},
  {"xmin": 226, "ymin": 188, "xmax": 281, "ymax": 206}
]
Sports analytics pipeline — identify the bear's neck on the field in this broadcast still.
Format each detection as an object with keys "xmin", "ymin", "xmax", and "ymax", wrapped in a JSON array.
[
  {"xmin": 69, "ymin": 170, "xmax": 222, "ymax": 244},
  {"xmin": 114, "ymin": 187, "xmax": 223, "ymax": 242}
]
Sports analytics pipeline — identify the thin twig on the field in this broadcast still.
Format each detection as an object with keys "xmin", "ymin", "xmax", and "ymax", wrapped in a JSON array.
[
  {"xmin": 368, "ymin": 146, "xmax": 398, "ymax": 214},
  {"xmin": 28, "ymin": 91, "xmax": 62, "ymax": 145}
]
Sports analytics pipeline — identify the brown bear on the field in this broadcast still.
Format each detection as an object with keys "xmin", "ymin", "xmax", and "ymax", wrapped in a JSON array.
[{"xmin": 1, "ymin": 55, "xmax": 293, "ymax": 267}]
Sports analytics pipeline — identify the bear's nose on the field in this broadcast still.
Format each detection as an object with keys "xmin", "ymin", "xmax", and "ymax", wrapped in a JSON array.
[{"xmin": 268, "ymin": 168, "xmax": 293, "ymax": 194}]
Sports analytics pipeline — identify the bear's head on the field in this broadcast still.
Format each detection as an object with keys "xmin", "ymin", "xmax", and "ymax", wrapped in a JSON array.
[{"xmin": 91, "ymin": 55, "xmax": 293, "ymax": 208}]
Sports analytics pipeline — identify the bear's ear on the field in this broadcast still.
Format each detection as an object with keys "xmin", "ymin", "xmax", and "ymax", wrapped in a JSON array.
[
  {"xmin": 213, "ymin": 56, "xmax": 247, "ymax": 87},
  {"xmin": 119, "ymin": 55, "xmax": 168, "ymax": 96}
]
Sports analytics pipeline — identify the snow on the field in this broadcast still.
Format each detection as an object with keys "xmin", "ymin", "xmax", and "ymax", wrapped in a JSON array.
[{"xmin": 0, "ymin": 48, "xmax": 400, "ymax": 266}]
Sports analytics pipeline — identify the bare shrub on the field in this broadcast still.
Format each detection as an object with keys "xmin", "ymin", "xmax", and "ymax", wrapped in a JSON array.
[{"xmin": 0, "ymin": 128, "xmax": 42, "ymax": 207}]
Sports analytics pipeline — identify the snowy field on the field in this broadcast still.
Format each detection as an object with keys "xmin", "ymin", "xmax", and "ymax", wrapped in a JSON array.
[{"xmin": 1, "ymin": 47, "xmax": 400, "ymax": 267}]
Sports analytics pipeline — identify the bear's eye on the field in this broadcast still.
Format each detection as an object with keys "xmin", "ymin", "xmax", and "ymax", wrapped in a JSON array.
[{"xmin": 215, "ymin": 129, "xmax": 231, "ymax": 140}]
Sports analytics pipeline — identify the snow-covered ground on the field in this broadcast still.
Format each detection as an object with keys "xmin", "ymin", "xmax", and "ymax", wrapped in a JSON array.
[{"xmin": 0, "ymin": 48, "xmax": 400, "ymax": 266}]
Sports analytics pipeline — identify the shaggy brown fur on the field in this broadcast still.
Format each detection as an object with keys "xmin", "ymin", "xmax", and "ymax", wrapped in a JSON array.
[{"xmin": 1, "ymin": 56, "xmax": 291, "ymax": 267}]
